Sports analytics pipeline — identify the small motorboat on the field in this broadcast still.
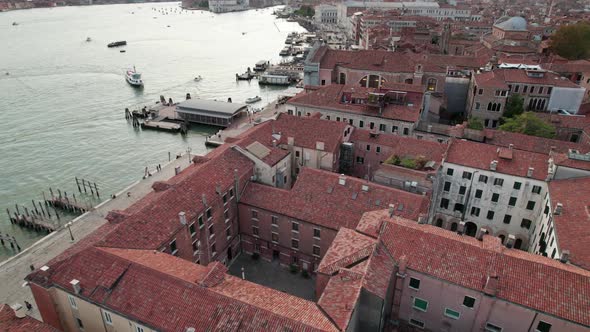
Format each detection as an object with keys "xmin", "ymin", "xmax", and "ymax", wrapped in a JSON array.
[
  {"xmin": 108, "ymin": 41, "xmax": 127, "ymax": 48},
  {"xmin": 86, "ymin": 37, "xmax": 92, "ymax": 42},
  {"xmin": 120, "ymin": 50, "xmax": 126, "ymax": 53},
  {"xmin": 12, "ymin": 22, "xmax": 18, "ymax": 26},
  {"xmin": 246, "ymin": 96, "xmax": 261, "ymax": 104},
  {"xmin": 126, "ymin": 66, "xmax": 143, "ymax": 87},
  {"xmin": 194, "ymin": 75, "xmax": 202, "ymax": 81}
]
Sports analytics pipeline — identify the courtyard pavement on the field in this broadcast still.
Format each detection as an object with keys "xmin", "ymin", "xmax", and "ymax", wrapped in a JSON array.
[{"xmin": 228, "ymin": 253, "xmax": 315, "ymax": 301}]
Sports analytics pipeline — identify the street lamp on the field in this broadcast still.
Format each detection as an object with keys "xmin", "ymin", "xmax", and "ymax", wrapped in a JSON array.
[
  {"xmin": 186, "ymin": 147, "xmax": 192, "ymax": 165},
  {"xmin": 66, "ymin": 222, "xmax": 75, "ymax": 242}
]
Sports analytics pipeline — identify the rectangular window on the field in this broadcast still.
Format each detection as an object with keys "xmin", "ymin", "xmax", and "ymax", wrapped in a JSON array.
[
  {"xmin": 206, "ymin": 208, "xmax": 212, "ymax": 220},
  {"xmin": 170, "ymin": 239, "xmax": 177, "ymax": 255},
  {"xmin": 313, "ymin": 228, "xmax": 321, "ymax": 239},
  {"xmin": 252, "ymin": 210, "xmax": 258, "ymax": 219},
  {"xmin": 68, "ymin": 295, "xmax": 77, "ymax": 309},
  {"xmin": 292, "ymin": 221, "xmax": 299, "ymax": 232},
  {"xmin": 77, "ymin": 318, "xmax": 84, "ymax": 329},
  {"xmin": 539, "ymin": 87, "xmax": 544, "ymax": 94},
  {"xmin": 376, "ymin": 146, "xmax": 381, "ymax": 153},
  {"xmin": 271, "ymin": 215, "xmax": 278, "ymax": 225},
  {"xmin": 211, "ymin": 244, "xmax": 216, "ymax": 256},
  {"xmin": 271, "ymin": 232, "xmax": 279, "ymax": 243},
  {"xmin": 313, "ymin": 245, "xmax": 321, "ymax": 256},
  {"xmin": 224, "ymin": 209, "xmax": 229, "ymax": 222},
  {"xmin": 413, "ymin": 297, "xmax": 428, "ymax": 312},
  {"xmin": 475, "ymin": 102, "xmax": 480, "ymax": 110},
  {"xmin": 463, "ymin": 296, "xmax": 476, "ymax": 308},
  {"xmin": 547, "ymin": 87, "xmax": 552, "ymax": 94},
  {"xmin": 509, "ymin": 197, "xmax": 517, "ymax": 206},
  {"xmin": 252, "ymin": 226, "xmax": 259, "ymax": 236},
  {"xmin": 222, "ymin": 193, "xmax": 228, "ymax": 204},
  {"xmin": 440, "ymin": 198, "xmax": 449, "ymax": 209},
  {"xmin": 135, "ymin": 325, "xmax": 146, "ymax": 332},
  {"xmin": 532, "ymin": 185, "xmax": 542, "ymax": 194},
  {"xmin": 485, "ymin": 322, "xmax": 503, "ymax": 332},
  {"xmin": 523, "ymin": 86, "xmax": 528, "ymax": 94},
  {"xmin": 503, "ymin": 215, "xmax": 512, "ymax": 224},
  {"xmin": 444, "ymin": 308, "xmax": 460, "ymax": 320},
  {"xmin": 493, "ymin": 178, "xmax": 504, "ymax": 186},
  {"xmin": 514, "ymin": 85, "xmax": 520, "ymax": 93},
  {"xmin": 379, "ymin": 124, "xmax": 386, "ymax": 132},
  {"xmin": 513, "ymin": 182, "xmax": 522, "ymax": 190},
  {"xmin": 459, "ymin": 186, "xmax": 466, "ymax": 195},
  {"xmin": 392, "ymin": 125, "xmax": 398, "ymax": 133},
  {"xmin": 208, "ymin": 224, "xmax": 215, "ymax": 238},
  {"xmin": 447, "ymin": 168, "xmax": 454, "ymax": 176},
  {"xmin": 478, "ymin": 88, "xmax": 483, "ymax": 95},
  {"xmin": 521, "ymin": 219, "xmax": 532, "ymax": 229},
  {"xmin": 487, "ymin": 210, "xmax": 495, "ymax": 220},
  {"xmin": 189, "ymin": 223, "xmax": 196, "ymax": 237},
  {"xmin": 192, "ymin": 239, "xmax": 199, "ymax": 255},
  {"xmin": 409, "ymin": 277, "xmax": 420, "ymax": 290},
  {"xmin": 491, "ymin": 193, "xmax": 499, "ymax": 203},
  {"xmin": 454, "ymin": 203, "xmax": 464, "ymax": 212},
  {"xmin": 198, "ymin": 215, "xmax": 204, "ymax": 228},
  {"xmin": 526, "ymin": 201, "xmax": 536, "ymax": 210},
  {"xmin": 403, "ymin": 128, "xmax": 409, "ymax": 135},
  {"xmin": 471, "ymin": 207, "xmax": 480, "ymax": 217},
  {"xmin": 478, "ymin": 175, "xmax": 488, "ymax": 183},
  {"xmin": 462, "ymin": 171, "xmax": 472, "ymax": 179},
  {"xmin": 530, "ymin": 86, "xmax": 535, "ymax": 94},
  {"xmin": 475, "ymin": 189, "xmax": 483, "ymax": 199},
  {"xmin": 366, "ymin": 144, "xmax": 371, "ymax": 151},
  {"xmin": 409, "ymin": 319, "xmax": 425, "ymax": 329},
  {"xmin": 359, "ymin": 120, "xmax": 364, "ymax": 128},
  {"xmin": 103, "ymin": 311, "xmax": 113, "ymax": 325},
  {"xmin": 356, "ymin": 156, "xmax": 365, "ymax": 164},
  {"xmin": 444, "ymin": 182, "xmax": 451, "ymax": 192},
  {"xmin": 544, "ymin": 205, "xmax": 550, "ymax": 215},
  {"xmin": 536, "ymin": 321, "xmax": 552, "ymax": 332},
  {"xmin": 291, "ymin": 239, "xmax": 299, "ymax": 249}
]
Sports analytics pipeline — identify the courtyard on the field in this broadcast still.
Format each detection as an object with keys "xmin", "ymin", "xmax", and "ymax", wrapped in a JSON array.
[{"xmin": 228, "ymin": 252, "xmax": 316, "ymax": 301}]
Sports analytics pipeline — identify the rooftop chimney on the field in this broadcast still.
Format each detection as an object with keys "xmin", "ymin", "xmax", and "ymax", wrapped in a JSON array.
[
  {"xmin": 287, "ymin": 137, "xmax": 294, "ymax": 146},
  {"xmin": 338, "ymin": 174, "xmax": 346, "ymax": 186},
  {"xmin": 272, "ymin": 139, "xmax": 278, "ymax": 147},
  {"xmin": 483, "ymin": 275, "xmax": 498, "ymax": 296},
  {"xmin": 555, "ymin": 202, "xmax": 563, "ymax": 215},
  {"xmin": 361, "ymin": 184, "xmax": 369, "ymax": 192},
  {"xmin": 490, "ymin": 160, "xmax": 498, "ymax": 171},
  {"xmin": 457, "ymin": 221, "xmax": 466, "ymax": 235},
  {"xmin": 560, "ymin": 250, "xmax": 570, "ymax": 263},
  {"xmin": 316, "ymin": 141, "xmax": 325, "ymax": 151},
  {"xmin": 388, "ymin": 204, "xmax": 395, "ymax": 217},
  {"xmin": 70, "ymin": 279, "xmax": 81, "ymax": 294},
  {"xmin": 40, "ymin": 265, "xmax": 49, "ymax": 272},
  {"xmin": 527, "ymin": 167, "xmax": 534, "ymax": 178},
  {"xmin": 202, "ymin": 194, "xmax": 207, "ymax": 206},
  {"xmin": 186, "ymin": 328, "xmax": 196, "ymax": 332},
  {"xmin": 179, "ymin": 211, "xmax": 187, "ymax": 226},
  {"xmin": 506, "ymin": 234, "xmax": 516, "ymax": 248}
]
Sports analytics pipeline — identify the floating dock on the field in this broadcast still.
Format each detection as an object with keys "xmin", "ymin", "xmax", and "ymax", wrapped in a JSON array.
[{"xmin": 175, "ymin": 99, "xmax": 248, "ymax": 127}]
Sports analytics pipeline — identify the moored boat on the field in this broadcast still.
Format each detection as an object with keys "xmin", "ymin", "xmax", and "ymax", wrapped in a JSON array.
[
  {"xmin": 108, "ymin": 41, "xmax": 127, "ymax": 48},
  {"xmin": 245, "ymin": 96, "xmax": 261, "ymax": 104}
]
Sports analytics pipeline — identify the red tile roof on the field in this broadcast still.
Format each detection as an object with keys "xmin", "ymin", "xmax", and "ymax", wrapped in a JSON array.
[
  {"xmin": 317, "ymin": 228, "xmax": 377, "ymax": 275},
  {"xmin": 376, "ymin": 211, "xmax": 590, "ymax": 327},
  {"xmin": 548, "ymin": 177, "xmax": 590, "ymax": 271},
  {"xmin": 0, "ymin": 304, "xmax": 58, "ymax": 332},
  {"xmin": 552, "ymin": 152, "xmax": 590, "ymax": 171},
  {"xmin": 287, "ymin": 85, "xmax": 423, "ymax": 123},
  {"xmin": 477, "ymin": 68, "xmax": 581, "ymax": 88},
  {"xmin": 445, "ymin": 139, "xmax": 550, "ymax": 181},
  {"xmin": 28, "ymin": 247, "xmax": 337, "ymax": 332},
  {"xmin": 362, "ymin": 243, "xmax": 395, "ymax": 299},
  {"xmin": 318, "ymin": 268, "xmax": 364, "ymax": 330},
  {"xmin": 98, "ymin": 145, "xmax": 254, "ymax": 250},
  {"xmin": 236, "ymin": 113, "xmax": 349, "ymax": 156},
  {"xmin": 484, "ymin": 129, "xmax": 590, "ymax": 154},
  {"xmin": 240, "ymin": 168, "xmax": 430, "ymax": 231}
]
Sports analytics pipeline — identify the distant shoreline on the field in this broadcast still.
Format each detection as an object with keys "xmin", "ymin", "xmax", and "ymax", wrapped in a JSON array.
[{"xmin": 0, "ymin": 0, "xmax": 181, "ymax": 13}]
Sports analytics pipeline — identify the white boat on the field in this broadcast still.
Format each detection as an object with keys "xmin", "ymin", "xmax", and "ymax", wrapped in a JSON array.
[
  {"xmin": 126, "ymin": 67, "xmax": 143, "ymax": 87},
  {"xmin": 86, "ymin": 37, "xmax": 92, "ymax": 42},
  {"xmin": 245, "ymin": 96, "xmax": 261, "ymax": 104},
  {"xmin": 194, "ymin": 75, "xmax": 202, "ymax": 81}
]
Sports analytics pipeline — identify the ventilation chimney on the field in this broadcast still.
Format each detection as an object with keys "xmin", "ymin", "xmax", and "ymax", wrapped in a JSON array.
[
  {"xmin": 361, "ymin": 184, "xmax": 369, "ymax": 192},
  {"xmin": 476, "ymin": 227, "xmax": 488, "ymax": 241},
  {"xmin": 490, "ymin": 160, "xmax": 498, "ymax": 171},
  {"xmin": 388, "ymin": 204, "xmax": 395, "ymax": 217},
  {"xmin": 272, "ymin": 139, "xmax": 278, "ymax": 147},
  {"xmin": 483, "ymin": 275, "xmax": 498, "ymax": 296},
  {"xmin": 12, "ymin": 304, "xmax": 25, "ymax": 319},
  {"xmin": 179, "ymin": 211, "xmax": 187, "ymax": 226},
  {"xmin": 509, "ymin": 144, "xmax": 514, "ymax": 150},
  {"xmin": 506, "ymin": 234, "xmax": 516, "ymax": 248},
  {"xmin": 457, "ymin": 221, "xmax": 466, "ymax": 235},
  {"xmin": 215, "ymin": 184, "xmax": 222, "ymax": 195},
  {"xmin": 70, "ymin": 279, "xmax": 81, "ymax": 294},
  {"xmin": 338, "ymin": 174, "xmax": 346, "ymax": 186},
  {"xmin": 186, "ymin": 328, "xmax": 196, "ymax": 332},
  {"xmin": 316, "ymin": 141, "xmax": 325, "ymax": 151},
  {"xmin": 40, "ymin": 265, "xmax": 49, "ymax": 272},
  {"xmin": 560, "ymin": 250, "xmax": 570, "ymax": 263},
  {"xmin": 287, "ymin": 137, "xmax": 295, "ymax": 146},
  {"xmin": 527, "ymin": 167, "xmax": 534, "ymax": 178},
  {"xmin": 554, "ymin": 202, "xmax": 563, "ymax": 215},
  {"xmin": 202, "ymin": 194, "xmax": 207, "ymax": 206}
]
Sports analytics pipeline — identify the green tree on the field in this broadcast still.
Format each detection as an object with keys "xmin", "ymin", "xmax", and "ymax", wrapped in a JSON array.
[
  {"xmin": 550, "ymin": 22, "xmax": 590, "ymax": 60},
  {"xmin": 499, "ymin": 112, "xmax": 556, "ymax": 138},
  {"xmin": 503, "ymin": 94, "xmax": 524, "ymax": 119},
  {"xmin": 467, "ymin": 116, "xmax": 484, "ymax": 130},
  {"xmin": 295, "ymin": 6, "xmax": 315, "ymax": 18}
]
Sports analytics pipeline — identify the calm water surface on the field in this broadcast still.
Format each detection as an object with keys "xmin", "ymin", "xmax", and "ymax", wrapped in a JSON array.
[{"xmin": 0, "ymin": 3, "xmax": 305, "ymax": 261}]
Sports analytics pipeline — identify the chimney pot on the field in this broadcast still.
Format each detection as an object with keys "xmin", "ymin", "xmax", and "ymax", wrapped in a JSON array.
[
  {"xmin": 70, "ymin": 279, "xmax": 81, "ymax": 294},
  {"xmin": 490, "ymin": 160, "xmax": 498, "ymax": 171},
  {"xmin": 457, "ymin": 221, "xmax": 466, "ymax": 235},
  {"xmin": 555, "ymin": 202, "xmax": 563, "ymax": 215},
  {"xmin": 40, "ymin": 265, "xmax": 49, "ymax": 272},
  {"xmin": 388, "ymin": 204, "xmax": 395, "ymax": 217},
  {"xmin": 272, "ymin": 139, "xmax": 278, "ymax": 147},
  {"xmin": 509, "ymin": 144, "xmax": 514, "ymax": 149},
  {"xmin": 476, "ymin": 227, "xmax": 488, "ymax": 241},
  {"xmin": 506, "ymin": 234, "xmax": 516, "ymax": 248},
  {"xmin": 527, "ymin": 167, "xmax": 534, "ymax": 178},
  {"xmin": 179, "ymin": 211, "xmax": 187, "ymax": 225},
  {"xmin": 560, "ymin": 250, "xmax": 570, "ymax": 263},
  {"xmin": 338, "ymin": 174, "xmax": 346, "ymax": 186}
]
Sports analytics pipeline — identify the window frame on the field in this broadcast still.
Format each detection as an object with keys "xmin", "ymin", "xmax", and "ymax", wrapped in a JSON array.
[
  {"xmin": 103, "ymin": 310, "xmax": 113, "ymax": 325},
  {"xmin": 409, "ymin": 277, "xmax": 421, "ymax": 290},
  {"xmin": 413, "ymin": 297, "xmax": 429, "ymax": 312},
  {"xmin": 485, "ymin": 322, "xmax": 503, "ymax": 332},
  {"xmin": 409, "ymin": 318, "xmax": 425, "ymax": 329},
  {"xmin": 462, "ymin": 295, "xmax": 476, "ymax": 308},
  {"xmin": 68, "ymin": 295, "xmax": 77, "ymax": 309},
  {"xmin": 536, "ymin": 320, "xmax": 552, "ymax": 332},
  {"xmin": 444, "ymin": 307, "xmax": 460, "ymax": 320}
]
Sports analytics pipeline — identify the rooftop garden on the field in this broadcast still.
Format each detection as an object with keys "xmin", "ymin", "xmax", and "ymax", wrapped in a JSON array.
[{"xmin": 384, "ymin": 154, "xmax": 428, "ymax": 170}]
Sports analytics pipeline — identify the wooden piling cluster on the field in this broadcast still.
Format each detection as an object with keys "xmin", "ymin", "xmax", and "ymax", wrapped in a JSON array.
[
  {"xmin": 45, "ymin": 187, "xmax": 88, "ymax": 214},
  {"xmin": 6, "ymin": 203, "xmax": 57, "ymax": 233},
  {"xmin": 0, "ymin": 232, "xmax": 21, "ymax": 252}
]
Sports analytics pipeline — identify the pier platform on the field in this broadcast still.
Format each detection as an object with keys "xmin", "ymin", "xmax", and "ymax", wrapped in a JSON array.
[{"xmin": 0, "ymin": 156, "xmax": 193, "ymax": 320}]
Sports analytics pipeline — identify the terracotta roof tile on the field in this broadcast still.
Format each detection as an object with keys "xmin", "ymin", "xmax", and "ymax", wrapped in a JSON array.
[
  {"xmin": 317, "ymin": 228, "xmax": 377, "ymax": 275},
  {"xmin": 484, "ymin": 129, "xmax": 590, "ymax": 154},
  {"xmin": 317, "ymin": 268, "xmax": 364, "ymax": 330},
  {"xmin": 362, "ymin": 243, "xmax": 395, "ymax": 299},
  {"xmin": 0, "ymin": 304, "xmax": 59, "ymax": 332}
]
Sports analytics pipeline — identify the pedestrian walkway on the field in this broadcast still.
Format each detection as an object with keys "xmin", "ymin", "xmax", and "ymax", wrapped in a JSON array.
[{"xmin": 0, "ymin": 155, "xmax": 193, "ymax": 320}]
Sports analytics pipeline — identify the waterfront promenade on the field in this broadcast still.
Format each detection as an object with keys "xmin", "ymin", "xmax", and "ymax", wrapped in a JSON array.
[{"xmin": 0, "ymin": 155, "xmax": 193, "ymax": 320}]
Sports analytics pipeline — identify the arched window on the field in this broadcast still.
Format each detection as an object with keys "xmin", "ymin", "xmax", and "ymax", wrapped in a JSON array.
[
  {"xmin": 487, "ymin": 102, "xmax": 492, "ymax": 111},
  {"xmin": 514, "ymin": 238, "xmax": 523, "ymax": 250},
  {"xmin": 491, "ymin": 103, "xmax": 497, "ymax": 112},
  {"xmin": 551, "ymin": 248, "xmax": 556, "ymax": 259},
  {"xmin": 435, "ymin": 219, "xmax": 443, "ymax": 228},
  {"xmin": 405, "ymin": 78, "xmax": 413, "ymax": 84},
  {"xmin": 498, "ymin": 235, "xmax": 506, "ymax": 244},
  {"xmin": 427, "ymin": 78, "xmax": 437, "ymax": 91},
  {"xmin": 497, "ymin": 104, "xmax": 501, "ymax": 112},
  {"xmin": 339, "ymin": 72, "xmax": 346, "ymax": 85},
  {"xmin": 360, "ymin": 75, "xmax": 385, "ymax": 88},
  {"xmin": 539, "ymin": 99, "xmax": 546, "ymax": 110},
  {"xmin": 359, "ymin": 76, "xmax": 367, "ymax": 88},
  {"xmin": 450, "ymin": 222, "xmax": 458, "ymax": 231},
  {"xmin": 464, "ymin": 222, "xmax": 478, "ymax": 237}
]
